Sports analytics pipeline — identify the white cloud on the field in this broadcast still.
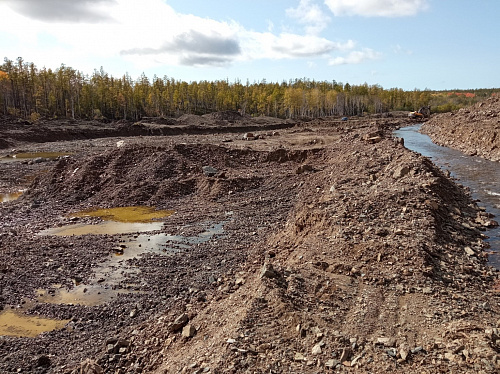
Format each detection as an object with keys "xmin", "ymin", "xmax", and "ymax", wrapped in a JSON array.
[
  {"xmin": 392, "ymin": 44, "xmax": 413, "ymax": 55},
  {"xmin": 286, "ymin": 0, "xmax": 331, "ymax": 34},
  {"xmin": 324, "ymin": 0, "xmax": 429, "ymax": 17},
  {"xmin": 329, "ymin": 48, "xmax": 382, "ymax": 65},
  {"xmin": 0, "ymin": 0, "xmax": 366, "ymax": 73}
]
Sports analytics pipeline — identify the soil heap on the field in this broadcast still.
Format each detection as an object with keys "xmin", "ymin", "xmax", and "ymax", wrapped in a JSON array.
[{"xmin": 422, "ymin": 96, "xmax": 500, "ymax": 162}]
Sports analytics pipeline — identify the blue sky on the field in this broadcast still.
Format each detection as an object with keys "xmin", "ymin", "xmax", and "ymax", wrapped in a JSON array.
[{"xmin": 0, "ymin": 0, "xmax": 498, "ymax": 90}]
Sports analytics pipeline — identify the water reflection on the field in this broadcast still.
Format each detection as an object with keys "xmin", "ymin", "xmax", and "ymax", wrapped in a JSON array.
[
  {"xmin": 394, "ymin": 124, "xmax": 500, "ymax": 267},
  {"xmin": 0, "ymin": 152, "xmax": 70, "ymax": 163}
]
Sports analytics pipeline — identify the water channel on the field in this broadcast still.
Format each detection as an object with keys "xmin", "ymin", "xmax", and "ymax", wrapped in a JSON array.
[{"xmin": 393, "ymin": 124, "xmax": 500, "ymax": 268}]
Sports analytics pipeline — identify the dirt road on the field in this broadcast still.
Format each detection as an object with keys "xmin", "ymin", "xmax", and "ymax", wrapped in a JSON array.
[{"xmin": 0, "ymin": 115, "xmax": 499, "ymax": 373}]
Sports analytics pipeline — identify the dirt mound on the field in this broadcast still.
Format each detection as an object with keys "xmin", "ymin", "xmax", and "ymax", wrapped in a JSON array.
[
  {"xmin": 422, "ymin": 96, "xmax": 500, "ymax": 161},
  {"xmin": 202, "ymin": 110, "xmax": 246, "ymax": 122}
]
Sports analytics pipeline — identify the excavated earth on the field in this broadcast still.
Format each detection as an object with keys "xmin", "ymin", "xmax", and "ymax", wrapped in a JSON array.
[
  {"xmin": 422, "ymin": 96, "xmax": 500, "ymax": 162},
  {"xmin": 0, "ymin": 113, "xmax": 499, "ymax": 374}
]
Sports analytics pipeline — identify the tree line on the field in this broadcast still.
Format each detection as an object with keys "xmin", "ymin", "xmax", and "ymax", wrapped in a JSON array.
[{"xmin": 0, "ymin": 57, "xmax": 497, "ymax": 121}]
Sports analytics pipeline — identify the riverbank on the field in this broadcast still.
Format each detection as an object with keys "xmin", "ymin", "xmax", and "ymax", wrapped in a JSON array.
[
  {"xmin": 0, "ymin": 116, "xmax": 499, "ymax": 373},
  {"xmin": 422, "ymin": 96, "xmax": 500, "ymax": 162}
]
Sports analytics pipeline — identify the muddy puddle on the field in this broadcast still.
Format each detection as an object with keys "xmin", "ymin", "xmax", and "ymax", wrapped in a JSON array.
[
  {"xmin": 39, "ymin": 206, "xmax": 174, "ymax": 236},
  {"xmin": 0, "ymin": 152, "xmax": 70, "ymax": 163},
  {"xmin": 0, "ymin": 190, "xmax": 24, "ymax": 203},
  {"xmin": 38, "ymin": 208, "xmax": 231, "ymax": 305},
  {"xmin": 394, "ymin": 124, "xmax": 500, "ymax": 267},
  {"xmin": 0, "ymin": 308, "xmax": 69, "ymax": 338}
]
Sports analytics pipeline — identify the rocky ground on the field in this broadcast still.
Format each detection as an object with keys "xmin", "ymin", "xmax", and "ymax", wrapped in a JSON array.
[
  {"xmin": 0, "ymin": 113, "xmax": 499, "ymax": 373},
  {"xmin": 422, "ymin": 96, "xmax": 500, "ymax": 162}
]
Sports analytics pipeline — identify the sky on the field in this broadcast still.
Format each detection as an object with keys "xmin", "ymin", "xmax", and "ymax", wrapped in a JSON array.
[{"xmin": 0, "ymin": 0, "xmax": 498, "ymax": 91}]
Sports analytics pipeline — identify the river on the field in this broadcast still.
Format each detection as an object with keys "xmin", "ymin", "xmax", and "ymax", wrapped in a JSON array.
[{"xmin": 393, "ymin": 124, "xmax": 500, "ymax": 268}]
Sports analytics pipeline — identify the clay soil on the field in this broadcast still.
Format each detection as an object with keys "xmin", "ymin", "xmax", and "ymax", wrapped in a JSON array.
[
  {"xmin": 422, "ymin": 96, "xmax": 500, "ymax": 162},
  {"xmin": 0, "ymin": 114, "xmax": 499, "ymax": 374}
]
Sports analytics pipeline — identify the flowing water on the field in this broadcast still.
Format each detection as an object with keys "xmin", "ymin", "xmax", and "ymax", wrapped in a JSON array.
[{"xmin": 394, "ymin": 124, "xmax": 500, "ymax": 268}]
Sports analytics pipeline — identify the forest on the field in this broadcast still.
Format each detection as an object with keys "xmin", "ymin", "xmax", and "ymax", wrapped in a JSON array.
[{"xmin": 1, "ymin": 57, "xmax": 497, "ymax": 121}]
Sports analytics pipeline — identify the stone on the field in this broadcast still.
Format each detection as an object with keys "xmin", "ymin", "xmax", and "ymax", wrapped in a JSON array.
[
  {"xmin": 377, "ymin": 337, "xmax": 396, "ymax": 347},
  {"xmin": 202, "ymin": 166, "xmax": 218, "ymax": 177},
  {"xmin": 464, "ymin": 246, "xmax": 475, "ymax": 256},
  {"xmin": 260, "ymin": 264, "xmax": 279, "ymax": 279},
  {"xmin": 294, "ymin": 352, "xmax": 306, "ymax": 361},
  {"xmin": 182, "ymin": 324, "xmax": 196, "ymax": 338},
  {"xmin": 312, "ymin": 343, "xmax": 322, "ymax": 355},
  {"xmin": 399, "ymin": 347, "xmax": 409, "ymax": 361},
  {"xmin": 325, "ymin": 359, "xmax": 339, "ymax": 368},
  {"xmin": 79, "ymin": 359, "xmax": 103, "ymax": 374},
  {"xmin": 296, "ymin": 164, "xmax": 314, "ymax": 174},
  {"xmin": 243, "ymin": 133, "xmax": 255, "ymax": 140},
  {"xmin": 170, "ymin": 313, "xmax": 189, "ymax": 332},
  {"xmin": 393, "ymin": 165, "xmax": 410, "ymax": 179},
  {"xmin": 339, "ymin": 348, "xmax": 352, "ymax": 362}
]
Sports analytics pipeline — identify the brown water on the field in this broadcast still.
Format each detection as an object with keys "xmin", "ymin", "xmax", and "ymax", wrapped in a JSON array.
[
  {"xmin": 0, "ymin": 309, "xmax": 69, "ymax": 337},
  {"xmin": 39, "ymin": 206, "xmax": 174, "ymax": 236},
  {"xmin": 0, "ymin": 190, "xmax": 24, "ymax": 203}
]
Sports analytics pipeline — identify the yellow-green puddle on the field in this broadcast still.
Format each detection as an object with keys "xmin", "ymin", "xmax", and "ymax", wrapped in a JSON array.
[
  {"xmin": 40, "ymin": 206, "xmax": 174, "ymax": 236},
  {"xmin": 0, "ymin": 191, "xmax": 24, "ymax": 203},
  {"xmin": 0, "ymin": 309, "xmax": 69, "ymax": 337}
]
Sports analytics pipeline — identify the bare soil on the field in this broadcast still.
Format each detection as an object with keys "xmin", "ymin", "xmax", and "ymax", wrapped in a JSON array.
[
  {"xmin": 0, "ymin": 114, "xmax": 499, "ymax": 373},
  {"xmin": 422, "ymin": 96, "xmax": 500, "ymax": 162}
]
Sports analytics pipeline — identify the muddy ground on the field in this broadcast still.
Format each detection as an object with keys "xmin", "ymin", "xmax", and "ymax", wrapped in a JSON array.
[
  {"xmin": 0, "ymin": 113, "xmax": 500, "ymax": 373},
  {"xmin": 422, "ymin": 96, "xmax": 500, "ymax": 162}
]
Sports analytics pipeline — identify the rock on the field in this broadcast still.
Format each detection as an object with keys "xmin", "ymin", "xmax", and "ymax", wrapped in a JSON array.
[
  {"xmin": 464, "ymin": 246, "xmax": 475, "ymax": 256},
  {"xmin": 260, "ymin": 264, "xmax": 279, "ymax": 279},
  {"xmin": 312, "ymin": 343, "xmax": 322, "ymax": 355},
  {"xmin": 202, "ymin": 166, "xmax": 218, "ymax": 177},
  {"xmin": 116, "ymin": 140, "xmax": 125, "ymax": 148},
  {"xmin": 377, "ymin": 337, "xmax": 396, "ymax": 347},
  {"xmin": 393, "ymin": 165, "xmax": 410, "ymax": 179},
  {"xmin": 296, "ymin": 164, "xmax": 314, "ymax": 174},
  {"xmin": 325, "ymin": 359, "xmax": 339, "ymax": 368},
  {"xmin": 339, "ymin": 347, "xmax": 352, "ymax": 362},
  {"xmin": 130, "ymin": 309, "xmax": 138, "ymax": 318},
  {"xmin": 170, "ymin": 313, "xmax": 189, "ymax": 332},
  {"xmin": 294, "ymin": 352, "xmax": 306, "ymax": 361},
  {"xmin": 400, "ymin": 348, "xmax": 409, "ymax": 361},
  {"xmin": 243, "ymin": 133, "xmax": 255, "ymax": 140},
  {"xmin": 79, "ymin": 359, "xmax": 103, "ymax": 374},
  {"xmin": 182, "ymin": 324, "xmax": 196, "ymax": 338}
]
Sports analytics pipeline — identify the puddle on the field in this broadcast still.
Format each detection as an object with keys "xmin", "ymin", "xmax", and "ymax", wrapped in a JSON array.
[
  {"xmin": 0, "ymin": 309, "xmax": 69, "ymax": 337},
  {"xmin": 39, "ymin": 206, "xmax": 174, "ymax": 236},
  {"xmin": 71, "ymin": 206, "xmax": 175, "ymax": 223},
  {"xmin": 38, "ymin": 209, "xmax": 231, "ymax": 305},
  {"xmin": 40, "ymin": 221, "xmax": 165, "ymax": 236},
  {"xmin": 0, "ymin": 190, "xmax": 24, "ymax": 203},
  {"xmin": 0, "ymin": 152, "xmax": 70, "ymax": 163}
]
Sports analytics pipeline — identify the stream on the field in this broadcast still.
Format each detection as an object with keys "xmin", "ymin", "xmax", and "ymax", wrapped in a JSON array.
[{"xmin": 393, "ymin": 124, "xmax": 500, "ymax": 268}]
